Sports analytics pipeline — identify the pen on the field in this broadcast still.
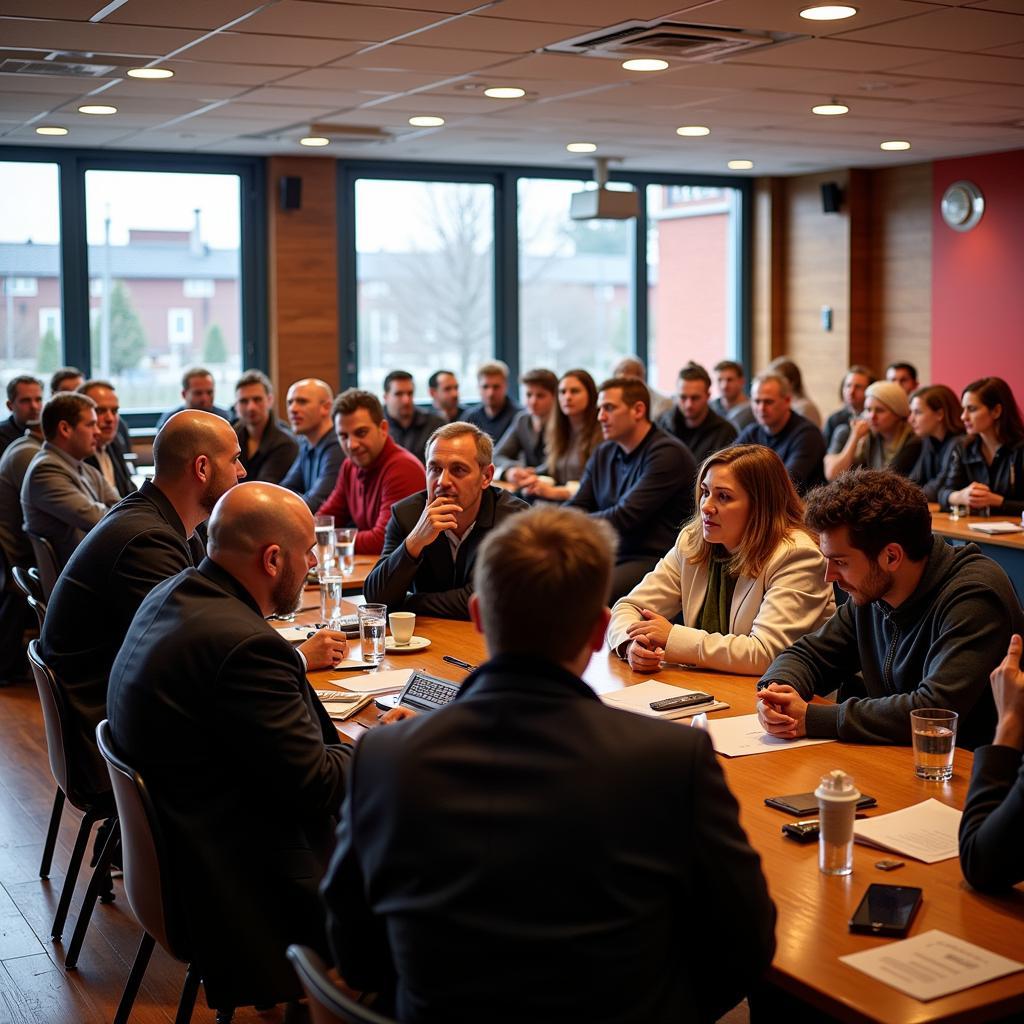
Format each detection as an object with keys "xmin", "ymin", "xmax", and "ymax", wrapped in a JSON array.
[{"xmin": 443, "ymin": 655, "xmax": 475, "ymax": 672}]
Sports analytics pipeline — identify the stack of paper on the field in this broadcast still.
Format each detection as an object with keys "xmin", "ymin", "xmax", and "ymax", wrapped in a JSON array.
[
  {"xmin": 600, "ymin": 680, "xmax": 729, "ymax": 720},
  {"xmin": 968, "ymin": 521, "xmax": 1024, "ymax": 535},
  {"xmin": 853, "ymin": 798, "xmax": 961, "ymax": 864},
  {"xmin": 705, "ymin": 714, "xmax": 835, "ymax": 757},
  {"xmin": 331, "ymin": 668, "xmax": 411, "ymax": 695}
]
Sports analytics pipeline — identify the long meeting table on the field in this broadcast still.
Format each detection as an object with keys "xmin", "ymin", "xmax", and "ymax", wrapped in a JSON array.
[{"xmin": 300, "ymin": 605, "xmax": 1024, "ymax": 1024}]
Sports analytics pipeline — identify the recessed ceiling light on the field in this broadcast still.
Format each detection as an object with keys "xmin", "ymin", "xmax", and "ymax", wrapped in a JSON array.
[
  {"xmin": 484, "ymin": 86, "xmax": 525, "ymax": 99},
  {"xmin": 812, "ymin": 102, "xmax": 849, "ymax": 116},
  {"xmin": 300, "ymin": 136, "xmax": 330, "ymax": 147},
  {"xmin": 409, "ymin": 115, "xmax": 445, "ymax": 127},
  {"xmin": 127, "ymin": 67, "xmax": 174, "ymax": 79},
  {"xmin": 799, "ymin": 5, "xmax": 857, "ymax": 20},
  {"xmin": 728, "ymin": 159, "xmax": 754, "ymax": 170},
  {"xmin": 78, "ymin": 104, "xmax": 117, "ymax": 115},
  {"xmin": 676, "ymin": 125, "xmax": 710, "ymax": 137},
  {"xmin": 566, "ymin": 142, "xmax": 597, "ymax": 153},
  {"xmin": 622, "ymin": 58, "xmax": 669, "ymax": 72},
  {"xmin": 880, "ymin": 140, "xmax": 911, "ymax": 151},
  {"xmin": 35, "ymin": 125, "xmax": 68, "ymax": 136}
]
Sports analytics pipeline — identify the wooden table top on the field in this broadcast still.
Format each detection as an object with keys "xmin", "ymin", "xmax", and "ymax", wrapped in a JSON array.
[
  {"xmin": 302, "ymin": 607, "xmax": 1024, "ymax": 1024},
  {"xmin": 930, "ymin": 511, "xmax": 1024, "ymax": 551}
]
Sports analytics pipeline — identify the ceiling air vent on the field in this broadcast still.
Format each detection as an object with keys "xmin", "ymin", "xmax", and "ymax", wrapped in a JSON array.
[
  {"xmin": 546, "ymin": 20, "xmax": 805, "ymax": 63},
  {"xmin": 0, "ymin": 50, "xmax": 126, "ymax": 76}
]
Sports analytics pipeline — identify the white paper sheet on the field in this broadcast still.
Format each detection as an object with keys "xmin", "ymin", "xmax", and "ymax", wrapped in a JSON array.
[
  {"xmin": 331, "ymin": 668, "xmax": 412, "ymax": 694},
  {"xmin": 967, "ymin": 521, "xmax": 1024, "ymax": 535},
  {"xmin": 705, "ymin": 713, "xmax": 836, "ymax": 757},
  {"xmin": 840, "ymin": 930, "xmax": 1024, "ymax": 1001},
  {"xmin": 600, "ymin": 680, "xmax": 729, "ymax": 720},
  {"xmin": 853, "ymin": 799, "xmax": 961, "ymax": 864}
]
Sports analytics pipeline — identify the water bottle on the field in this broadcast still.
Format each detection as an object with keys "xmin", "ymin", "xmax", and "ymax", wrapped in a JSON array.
[{"xmin": 815, "ymin": 769, "xmax": 860, "ymax": 876}]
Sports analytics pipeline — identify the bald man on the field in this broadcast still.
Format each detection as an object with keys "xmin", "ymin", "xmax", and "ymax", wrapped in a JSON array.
[
  {"xmin": 107, "ymin": 482, "xmax": 353, "ymax": 1012},
  {"xmin": 280, "ymin": 377, "xmax": 344, "ymax": 511}
]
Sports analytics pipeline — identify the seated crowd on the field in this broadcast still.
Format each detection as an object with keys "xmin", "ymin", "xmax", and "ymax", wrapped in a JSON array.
[{"xmin": 1, "ymin": 351, "xmax": 1022, "ymax": 1023}]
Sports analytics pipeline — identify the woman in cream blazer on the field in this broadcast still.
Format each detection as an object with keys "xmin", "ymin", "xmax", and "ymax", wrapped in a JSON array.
[{"xmin": 607, "ymin": 444, "xmax": 835, "ymax": 676}]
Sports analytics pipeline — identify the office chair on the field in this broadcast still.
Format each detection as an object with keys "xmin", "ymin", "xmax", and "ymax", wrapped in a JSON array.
[
  {"xmin": 97, "ymin": 720, "xmax": 235, "ymax": 1024},
  {"xmin": 26, "ymin": 530, "xmax": 60, "ymax": 601},
  {"xmin": 26, "ymin": 641, "xmax": 116, "ymax": 953},
  {"xmin": 287, "ymin": 946, "xmax": 398, "ymax": 1024},
  {"xmin": 11, "ymin": 565, "xmax": 46, "ymax": 629}
]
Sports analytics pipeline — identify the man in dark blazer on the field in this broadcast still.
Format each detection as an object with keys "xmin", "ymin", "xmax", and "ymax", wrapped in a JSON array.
[
  {"xmin": 80, "ymin": 379, "xmax": 136, "ymax": 498},
  {"xmin": 234, "ymin": 369, "xmax": 299, "ymax": 484},
  {"xmin": 363, "ymin": 422, "xmax": 528, "ymax": 619},
  {"xmin": 323, "ymin": 506, "xmax": 776, "ymax": 1024},
  {"xmin": 107, "ymin": 483, "xmax": 353, "ymax": 1011}
]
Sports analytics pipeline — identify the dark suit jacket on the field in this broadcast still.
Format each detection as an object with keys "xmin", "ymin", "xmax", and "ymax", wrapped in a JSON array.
[
  {"xmin": 85, "ymin": 437, "xmax": 137, "ymax": 499},
  {"xmin": 322, "ymin": 654, "xmax": 776, "ymax": 1024},
  {"xmin": 40, "ymin": 481, "xmax": 203, "ymax": 793},
  {"xmin": 237, "ymin": 417, "xmax": 300, "ymax": 484},
  {"xmin": 107, "ymin": 558, "xmax": 351, "ymax": 1007},
  {"xmin": 363, "ymin": 486, "xmax": 528, "ymax": 619}
]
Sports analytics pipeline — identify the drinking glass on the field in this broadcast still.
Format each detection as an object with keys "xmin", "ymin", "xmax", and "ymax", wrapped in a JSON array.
[
  {"xmin": 319, "ymin": 574, "xmax": 344, "ymax": 624},
  {"xmin": 315, "ymin": 515, "xmax": 336, "ymax": 575},
  {"xmin": 911, "ymin": 708, "xmax": 958, "ymax": 781},
  {"xmin": 336, "ymin": 527, "xmax": 357, "ymax": 577},
  {"xmin": 359, "ymin": 604, "xmax": 387, "ymax": 664}
]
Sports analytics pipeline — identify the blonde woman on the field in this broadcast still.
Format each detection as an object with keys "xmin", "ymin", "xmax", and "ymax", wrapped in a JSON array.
[{"xmin": 607, "ymin": 444, "xmax": 835, "ymax": 675}]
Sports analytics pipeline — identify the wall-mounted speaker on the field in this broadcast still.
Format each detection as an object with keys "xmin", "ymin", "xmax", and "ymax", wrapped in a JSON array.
[
  {"xmin": 821, "ymin": 182, "xmax": 842, "ymax": 214},
  {"xmin": 280, "ymin": 176, "xmax": 302, "ymax": 211}
]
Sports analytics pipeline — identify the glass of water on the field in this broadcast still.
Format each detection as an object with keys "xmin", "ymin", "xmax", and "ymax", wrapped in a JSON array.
[
  {"xmin": 319, "ymin": 574, "xmax": 345, "ymax": 624},
  {"xmin": 910, "ymin": 708, "xmax": 958, "ymax": 781},
  {"xmin": 336, "ymin": 527, "xmax": 357, "ymax": 577},
  {"xmin": 315, "ymin": 515, "xmax": 336, "ymax": 575},
  {"xmin": 359, "ymin": 603, "xmax": 387, "ymax": 664}
]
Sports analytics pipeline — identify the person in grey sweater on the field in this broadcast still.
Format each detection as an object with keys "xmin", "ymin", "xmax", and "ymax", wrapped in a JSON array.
[{"xmin": 756, "ymin": 470, "xmax": 1023, "ymax": 750}]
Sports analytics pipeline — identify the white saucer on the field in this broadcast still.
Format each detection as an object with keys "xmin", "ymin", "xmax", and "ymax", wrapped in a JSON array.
[{"xmin": 385, "ymin": 635, "xmax": 431, "ymax": 652}]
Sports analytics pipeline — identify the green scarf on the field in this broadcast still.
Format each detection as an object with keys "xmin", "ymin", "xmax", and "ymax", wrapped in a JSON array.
[{"xmin": 698, "ymin": 552, "xmax": 737, "ymax": 635}]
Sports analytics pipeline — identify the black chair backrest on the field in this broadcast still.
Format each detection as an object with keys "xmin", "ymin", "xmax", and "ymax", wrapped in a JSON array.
[
  {"xmin": 96, "ymin": 719, "xmax": 190, "ymax": 964},
  {"xmin": 11, "ymin": 565, "xmax": 43, "ymax": 605},
  {"xmin": 27, "ymin": 640, "xmax": 72, "ymax": 803},
  {"xmin": 26, "ymin": 531, "xmax": 60, "ymax": 601},
  {"xmin": 287, "ymin": 946, "xmax": 398, "ymax": 1024}
]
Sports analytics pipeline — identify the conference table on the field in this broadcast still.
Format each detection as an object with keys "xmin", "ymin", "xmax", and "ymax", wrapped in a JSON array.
[
  {"xmin": 300, "ymin": 607, "xmax": 1024, "ymax": 1024},
  {"xmin": 930, "ymin": 510, "xmax": 1024, "ymax": 601}
]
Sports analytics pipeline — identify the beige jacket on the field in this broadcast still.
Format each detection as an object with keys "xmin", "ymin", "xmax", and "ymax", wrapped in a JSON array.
[{"xmin": 607, "ymin": 527, "xmax": 835, "ymax": 675}]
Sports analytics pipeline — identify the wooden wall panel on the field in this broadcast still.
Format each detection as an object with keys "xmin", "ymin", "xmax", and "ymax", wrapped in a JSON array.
[
  {"xmin": 867, "ymin": 162, "xmax": 932, "ymax": 383},
  {"xmin": 781, "ymin": 170, "xmax": 852, "ymax": 418},
  {"xmin": 267, "ymin": 156, "xmax": 340, "ymax": 415}
]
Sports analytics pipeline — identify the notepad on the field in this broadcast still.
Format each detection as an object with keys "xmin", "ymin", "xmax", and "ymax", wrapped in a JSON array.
[
  {"xmin": 331, "ymin": 668, "xmax": 412, "ymax": 694},
  {"xmin": 600, "ymin": 680, "xmax": 729, "ymax": 720},
  {"xmin": 853, "ymin": 798, "xmax": 961, "ymax": 864},
  {"xmin": 968, "ymin": 521, "xmax": 1024, "ymax": 535}
]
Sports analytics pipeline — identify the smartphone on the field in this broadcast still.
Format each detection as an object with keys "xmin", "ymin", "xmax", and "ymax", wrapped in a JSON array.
[
  {"xmin": 765, "ymin": 791, "xmax": 877, "ymax": 816},
  {"xmin": 649, "ymin": 692, "xmax": 714, "ymax": 712},
  {"xmin": 849, "ymin": 884, "xmax": 923, "ymax": 937}
]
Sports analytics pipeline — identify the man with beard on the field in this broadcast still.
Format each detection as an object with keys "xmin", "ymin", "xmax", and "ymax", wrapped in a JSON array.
[
  {"xmin": 756, "ymin": 471, "xmax": 1024, "ymax": 749},
  {"xmin": 107, "ymin": 482, "xmax": 352, "ymax": 1012},
  {"xmin": 41, "ymin": 411, "xmax": 347, "ymax": 792}
]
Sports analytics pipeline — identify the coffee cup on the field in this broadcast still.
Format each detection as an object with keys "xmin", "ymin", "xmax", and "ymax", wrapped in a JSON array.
[{"xmin": 389, "ymin": 611, "xmax": 416, "ymax": 646}]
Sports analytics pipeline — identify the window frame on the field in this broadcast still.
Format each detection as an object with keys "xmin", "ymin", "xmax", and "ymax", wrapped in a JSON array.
[{"xmin": 0, "ymin": 147, "xmax": 267, "ymax": 428}]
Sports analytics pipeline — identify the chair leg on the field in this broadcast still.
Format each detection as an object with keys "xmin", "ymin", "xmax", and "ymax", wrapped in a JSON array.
[
  {"xmin": 39, "ymin": 788, "xmax": 65, "ymax": 879},
  {"xmin": 64, "ymin": 817, "xmax": 120, "ymax": 969},
  {"xmin": 51, "ymin": 809, "xmax": 98, "ymax": 940},
  {"xmin": 175, "ymin": 965, "xmax": 202, "ymax": 1024},
  {"xmin": 113, "ymin": 932, "xmax": 155, "ymax": 1024}
]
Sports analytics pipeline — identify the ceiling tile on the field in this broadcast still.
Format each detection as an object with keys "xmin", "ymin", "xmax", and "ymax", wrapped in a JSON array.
[
  {"xmin": 105, "ymin": 0, "xmax": 268, "ymax": 30},
  {"xmin": 235, "ymin": 2, "xmax": 445, "ymax": 40},
  {"xmin": 667, "ymin": 0, "xmax": 934, "ymax": 35},
  {"xmin": 336, "ymin": 43, "xmax": 512, "ymax": 73},
  {"xmin": 474, "ymin": 0, "xmax": 694, "ymax": 25},
  {"xmin": 161, "ymin": 60, "xmax": 307, "ymax": 86},
  {"xmin": 726, "ymin": 37, "xmax": 945, "ymax": 71},
  {"xmin": 961, "ymin": 0, "xmax": 1024, "ymax": 11},
  {"xmin": 1, "ymin": 1, "xmax": 100, "ymax": 18},
  {"xmin": 983, "ymin": 40, "xmax": 1024, "ymax": 54},
  {"xmin": 0, "ymin": 71, "xmax": 116, "ymax": 95},
  {"xmin": 401, "ymin": 15, "xmax": 594, "ymax": 53},
  {"xmin": 837, "ymin": 7, "xmax": 1024, "ymax": 49},
  {"xmin": 0, "ymin": 17, "xmax": 198, "ymax": 54},
  {"xmin": 274, "ymin": 66, "xmax": 447, "ymax": 90},
  {"xmin": 896, "ymin": 50, "xmax": 1024, "ymax": 81},
  {"xmin": 182, "ymin": 32, "xmax": 364, "ymax": 65}
]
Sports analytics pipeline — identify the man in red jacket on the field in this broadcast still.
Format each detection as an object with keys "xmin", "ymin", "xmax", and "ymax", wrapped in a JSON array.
[{"xmin": 316, "ymin": 389, "xmax": 424, "ymax": 554}]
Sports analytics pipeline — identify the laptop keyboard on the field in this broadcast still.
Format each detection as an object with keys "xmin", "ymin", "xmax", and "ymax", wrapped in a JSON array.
[{"xmin": 404, "ymin": 671, "xmax": 460, "ymax": 710}]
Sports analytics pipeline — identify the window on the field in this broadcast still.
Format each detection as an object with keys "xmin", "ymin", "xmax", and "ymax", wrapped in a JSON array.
[
  {"xmin": 85, "ymin": 169, "xmax": 243, "ymax": 413},
  {"xmin": 0, "ymin": 161, "xmax": 61, "ymax": 389},
  {"xmin": 354, "ymin": 178, "xmax": 495, "ymax": 401},
  {"xmin": 646, "ymin": 184, "xmax": 740, "ymax": 396},
  {"xmin": 518, "ymin": 178, "xmax": 633, "ymax": 378}
]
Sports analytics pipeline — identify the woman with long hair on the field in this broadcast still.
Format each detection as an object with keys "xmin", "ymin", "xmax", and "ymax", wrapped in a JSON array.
[
  {"xmin": 908, "ymin": 384, "xmax": 966, "ymax": 502},
  {"xmin": 768, "ymin": 356, "xmax": 822, "ymax": 428},
  {"xmin": 521, "ymin": 369, "xmax": 602, "ymax": 502},
  {"xmin": 607, "ymin": 444, "xmax": 835, "ymax": 675},
  {"xmin": 824, "ymin": 380, "xmax": 921, "ymax": 481},
  {"xmin": 940, "ymin": 376, "xmax": 1024, "ymax": 515}
]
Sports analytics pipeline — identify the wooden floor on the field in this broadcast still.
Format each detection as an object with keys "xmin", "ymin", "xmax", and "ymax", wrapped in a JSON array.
[{"xmin": 0, "ymin": 680, "xmax": 291, "ymax": 1024}]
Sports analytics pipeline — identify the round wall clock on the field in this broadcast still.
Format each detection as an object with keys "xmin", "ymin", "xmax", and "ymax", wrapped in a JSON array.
[{"xmin": 940, "ymin": 180, "xmax": 984, "ymax": 232}]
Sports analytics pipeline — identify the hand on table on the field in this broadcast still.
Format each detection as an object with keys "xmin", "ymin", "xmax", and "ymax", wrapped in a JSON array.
[
  {"xmin": 405, "ymin": 495, "xmax": 462, "ymax": 558},
  {"xmin": 625, "ymin": 609, "xmax": 672, "ymax": 649},
  {"xmin": 504, "ymin": 466, "xmax": 535, "ymax": 488},
  {"xmin": 992, "ymin": 633, "xmax": 1024, "ymax": 751},
  {"xmin": 379, "ymin": 706, "xmax": 418, "ymax": 726},
  {"xmin": 756, "ymin": 683, "xmax": 808, "ymax": 739},
  {"xmin": 952, "ymin": 482, "xmax": 1004, "ymax": 510},
  {"xmin": 626, "ymin": 635, "xmax": 665, "ymax": 673},
  {"xmin": 299, "ymin": 628, "xmax": 350, "ymax": 671}
]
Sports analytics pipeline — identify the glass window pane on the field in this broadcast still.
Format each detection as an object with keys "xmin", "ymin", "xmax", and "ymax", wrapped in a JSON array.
[
  {"xmin": 647, "ymin": 184, "xmax": 739, "ymax": 394},
  {"xmin": 84, "ymin": 169, "xmax": 243, "ymax": 413},
  {"xmin": 0, "ymin": 162, "xmax": 62, "ymax": 389},
  {"xmin": 518, "ymin": 178, "xmax": 632, "ymax": 378},
  {"xmin": 355, "ymin": 179, "xmax": 494, "ymax": 402}
]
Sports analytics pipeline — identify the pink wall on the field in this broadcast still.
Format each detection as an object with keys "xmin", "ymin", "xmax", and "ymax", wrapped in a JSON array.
[{"xmin": 931, "ymin": 149, "xmax": 1024, "ymax": 402}]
